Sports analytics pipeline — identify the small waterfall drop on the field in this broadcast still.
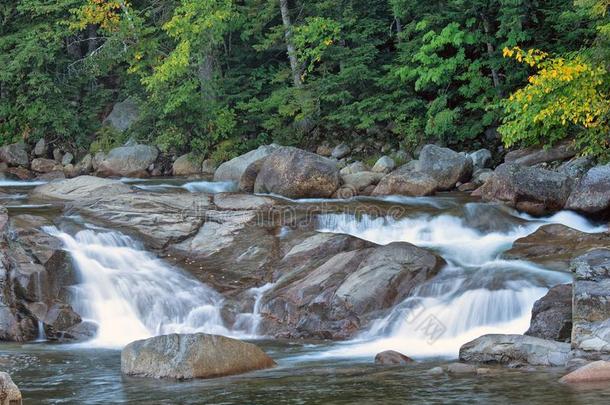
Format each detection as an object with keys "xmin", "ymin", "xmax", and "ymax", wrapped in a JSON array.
[
  {"xmin": 312, "ymin": 205, "xmax": 602, "ymax": 358},
  {"xmin": 44, "ymin": 227, "xmax": 232, "ymax": 348},
  {"xmin": 233, "ymin": 283, "xmax": 275, "ymax": 337}
]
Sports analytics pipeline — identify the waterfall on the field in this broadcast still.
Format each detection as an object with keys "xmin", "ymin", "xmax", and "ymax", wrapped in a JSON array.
[
  {"xmin": 44, "ymin": 227, "xmax": 233, "ymax": 348},
  {"xmin": 311, "ymin": 205, "xmax": 602, "ymax": 359},
  {"xmin": 233, "ymin": 283, "xmax": 275, "ymax": 337}
]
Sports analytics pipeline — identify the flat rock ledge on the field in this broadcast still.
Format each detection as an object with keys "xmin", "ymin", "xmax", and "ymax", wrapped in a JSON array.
[{"xmin": 121, "ymin": 333, "xmax": 276, "ymax": 379}]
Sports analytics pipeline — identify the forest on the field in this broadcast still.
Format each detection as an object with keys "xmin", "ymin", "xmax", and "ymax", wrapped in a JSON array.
[{"xmin": 0, "ymin": 0, "xmax": 609, "ymax": 162}]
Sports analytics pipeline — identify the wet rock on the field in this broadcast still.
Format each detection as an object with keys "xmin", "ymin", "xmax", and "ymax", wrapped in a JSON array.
[
  {"xmin": 571, "ymin": 249, "xmax": 610, "ymax": 352},
  {"xmin": 374, "ymin": 350, "xmax": 414, "ymax": 365},
  {"xmin": 504, "ymin": 224, "xmax": 610, "ymax": 271},
  {"xmin": 97, "ymin": 145, "xmax": 158, "ymax": 177},
  {"xmin": 331, "ymin": 143, "xmax": 351, "ymax": 159},
  {"xmin": 418, "ymin": 145, "xmax": 473, "ymax": 190},
  {"xmin": 476, "ymin": 163, "xmax": 573, "ymax": 215},
  {"xmin": 560, "ymin": 360, "xmax": 610, "ymax": 384},
  {"xmin": 565, "ymin": 164, "xmax": 610, "ymax": 216},
  {"xmin": 212, "ymin": 193, "xmax": 277, "ymax": 211},
  {"xmin": 459, "ymin": 334, "xmax": 572, "ymax": 367},
  {"xmin": 36, "ymin": 171, "xmax": 65, "ymax": 181},
  {"xmin": 260, "ymin": 237, "xmax": 445, "ymax": 339},
  {"xmin": 0, "ymin": 143, "xmax": 29, "ymax": 167},
  {"xmin": 172, "ymin": 154, "xmax": 201, "ymax": 176},
  {"xmin": 254, "ymin": 147, "xmax": 340, "ymax": 199},
  {"xmin": 469, "ymin": 149, "xmax": 492, "ymax": 170},
  {"xmin": 103, "ymin": 98, "xmax": 140, "ymax": 132},
  {"xmin": 525, "ymin": 284, "xmax": 572, "ymax": 342},
  {"xmin": 340, "ymin": 161, "xmax": 368, "ymax": 175},
  {"xmin": 44, "ymin": 304, "xmax": 82, "ymax": 337},
  {"xmin": 341, "ymin": 172, "xmax": 384, "ymax": 193},
  {"xmin": 371, "ymin": 156, "xmax": 395, "ymax": 173},
  {"xmin": 504, "ymin": 142, "xmax": 576, "ymax": 167},
  {"xmin": 372, "ymin": 167, "xmax": 437, "ymax": 197},
  {"xmin": 31, "ymin": 158, "xmax": 62, "ymax": 173},
  {"xmin": 214, "ymin": 144, "xmax": 278, "ymax": 183},
  {"xmin": 34, "ymin": 138, "xmax": 47, "ymax": 157},
  {"xmin": 447, "ymin": 363, "xmax": 477, "ymax": 374},
  {"xmin": 121, "ymin": 333, "xmax": 276, "ymax": 379},
  {"xmin": 0, "ymin": 372, "xmax": 22, "ymax": 405}
]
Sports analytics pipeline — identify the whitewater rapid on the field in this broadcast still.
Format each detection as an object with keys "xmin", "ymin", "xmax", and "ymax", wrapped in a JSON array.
[
  {"xmin": 308, "ymin": 204, "xmax": 604, "ymax": 359},
  {"xmin": 45, "ymin": 227, "xmax": 263, "ymax": 348}
]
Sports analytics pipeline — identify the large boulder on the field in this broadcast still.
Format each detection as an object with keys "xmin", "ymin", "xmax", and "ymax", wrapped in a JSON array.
[
  {"xmin": 459, "ymin": 334, "xmax": 573, "ymax": 367},
  {"xmin": 214, "ymin": 145, "xmax": 278, "ymax": 183},
  {"xmin": 418, "ymin": 145, "xmax": 473, "ymax": 190},
  {"xmin": 0, "ymin": 143, "xmax": 29, "ymax": 167},
  {"xmin": 504, "ymin": 142, "xmax": 576, "ymax": 167},
  {"xmin": 103, "ymin": 98, "xmax": 140, "ymax": 132},
  {"xmin": 97, "ymin": 145, "xmax": 158, "ymax": 177},
  {"xmin": 503, "ymin": 224, "xmax": 610, "ymax": 271},
  {"xmin": 0, "ymin": 372, "xmax": 22, "ymax": 405},
  {"xmin": 260, "ymin": 236, "xmax": 445, "ymax": 339},
  {"xmin": 31, "ymin": 158, "xmax": 62, "ymax": 173},
  {"xmin": 371, "ymin": 156, "xmax": 396, "ymax": 173},
  {"xmin": 238, "ymin": 158, "xmax": 267, "ymax": 193},
  {"xmin": 254, "ymin": 147, "xmax": 340, "ymax": 198},
  {"xmin": 121, "ymin": 333, "xmax": 276, "ymax": 379},
  {"xmin": 571, "ymin": 249, "xmax": 610, "ymax": 352},
  {"xmin": 172, "ymin": 154, "xmax": 201, "ymax": 176},
  {"xmin": 475, "ymin": 163, "xmax": 573, "ymax": 215},
  {"xmin": 560, "ymin": 360, "xmax": 610, "ymax": 383},
  {"xmin": 372, "ymin": 166, "xmax": 437, "ymax": 197},
  {"xmin": 565, "ymin": 164, "xmax": 610, "ymax": 216},
  {"xmin": 525, "ymin": 284, "xmax": 572, "ymax": 342}
]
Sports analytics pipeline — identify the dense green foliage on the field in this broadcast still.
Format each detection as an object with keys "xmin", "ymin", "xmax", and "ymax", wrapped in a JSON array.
[{"xmin": 0, "ymin": 0, "xmax": 607, "ymax": 159}]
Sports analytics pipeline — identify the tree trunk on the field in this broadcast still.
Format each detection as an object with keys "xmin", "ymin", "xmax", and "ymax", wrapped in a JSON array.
[
  {"xmin": 198, "ymin": 52, "xmax": 217, "ymax": 101},
  {"xmin": 481, "ymin": 13, "xmax": 501, "ymax": 93},
  {"xmin": 279, "ymin": 0, "xmax": 302, "ymax": 88}
]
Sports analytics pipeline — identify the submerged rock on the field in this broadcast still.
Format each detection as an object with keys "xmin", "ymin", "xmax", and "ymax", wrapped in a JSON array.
[
  {"xmin": 459, "ymin": 334, "xmax": 572, "ymax": 367},
  {"xmin": 254, "ymin": 147, "xmax": 340, "ymax": 198},
  {"xmin": 560, "ymin": 360, "xmax": 610, "ymax": 383},
  {"xmin": 565, "ymin": 164, "xmax": 610, "ymax": 216},
  {"xmin": 446, "ymin": 363, "xmax": 477, "ymax": 374},
  {"xmin": 476, "ymin": 163, "xmax": 572, "ymax": 215},
  {"xmin": 571, "ymin": 249, "xmax": 610, "ymax": 352},
  {"xmin": 121, "ymin": 333, "xmax": 276, "ymax": 379},
  {"xmin": 0, "ymin": 372, "xmax": 22, "ymax": 405},
  {"xmin": 374, "ymin": 350, "xmax": 414, "ymax": 365},
  {"xmin": 525, "ymin": 284, "xmax": 572, "ymax": 342}
]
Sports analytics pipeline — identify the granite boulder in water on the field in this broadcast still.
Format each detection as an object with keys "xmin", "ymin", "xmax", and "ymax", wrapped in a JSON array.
[
  {"xmin": 0, "ymin": 372, "xmax": 22, "ymax": 405},
  {"xmin": 121, "ymin": 333, "xmax": 276, "ymax": 379}
]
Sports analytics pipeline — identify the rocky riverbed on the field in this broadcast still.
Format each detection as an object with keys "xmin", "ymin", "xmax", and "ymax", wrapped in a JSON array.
[{"xmin": 1, "ymin": 140, "xmax": 610, "ymax": 402}]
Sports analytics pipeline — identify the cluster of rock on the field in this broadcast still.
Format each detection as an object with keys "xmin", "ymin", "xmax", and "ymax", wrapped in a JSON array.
[{"xmin": 0, "ymin": 208, "xmax": 91, "ymax": 342}]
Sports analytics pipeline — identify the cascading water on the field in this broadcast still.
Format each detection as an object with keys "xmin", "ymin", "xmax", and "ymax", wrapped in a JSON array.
[
  {"xmin": 313, "ymin": 203, "xmax": 604, "ymax": 358},
  {"xmin": 44, "ymin": 227, "xmax": 233, "ymax": 348},
  {"xmin": 233, "ymin": 283, "xmax": 275, "ymax": 337}
]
